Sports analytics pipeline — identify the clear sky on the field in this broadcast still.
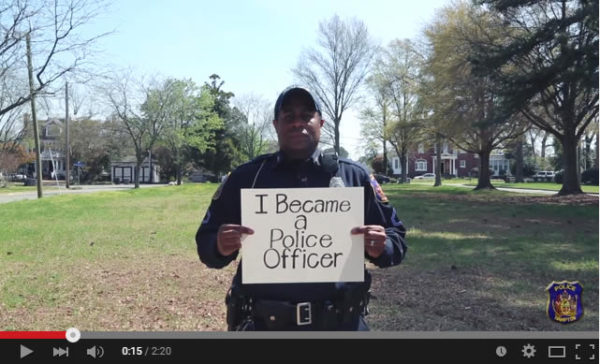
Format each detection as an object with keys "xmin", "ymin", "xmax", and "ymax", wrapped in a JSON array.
[{"xmin": 79, "ymin": 0, "xmax": 451, "ymax": 159}]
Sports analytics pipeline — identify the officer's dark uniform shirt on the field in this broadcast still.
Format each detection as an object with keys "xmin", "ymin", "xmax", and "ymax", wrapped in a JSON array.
[{"xmin": 196, "ymin": 149, "xmax": 407, "ymax": 303}]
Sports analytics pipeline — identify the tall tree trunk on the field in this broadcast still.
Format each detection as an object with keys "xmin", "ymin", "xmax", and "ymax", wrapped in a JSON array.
[
  {"xmin": 475, "ymin": 149, "xmax": 494, "ymax": 190},
  {"xmin": 382, "ymin": 107, "xmax": 388, "ymax": 175},
  {"xmin": 529, "ymin": 132, "xmax": 537, "ymax": 166},
  {"xmin": 595, "ymin": 129, "xmax": 599, "ymax": 169},
  {"xmin": 135, "ymin": 155, "xmax": 142, "ymax": 188},
  {"xmin": 334, "ymin": 119, "xmax": 341, "ymax": 155},
  {"xmin": 515, "ymin": 136, "xmax": 524, "ymax": 182},
  {"xmin": 176, "ymin": 149, "xmax": 182, "ymax": 185},
  {"xmin": 584, "ymin": 133, "xmax": 592, "ymax": 171},
  {"xmin": 400, "ymin": 152, "xmax": 407, "ymax": 183},
  {"xmin": 383, "ymin": 140, "xmax": 388, "ymax": 176},
  {"xmin": 541, "ymin": 132, "xmax": 548, "ymax": 159},
  {"xmin": 434, "ymin": 134, "xmax": 442, "ymax": 187},
  {"xmin": 558, "ymin": 135, "xmax": 583, "ymax": 195}
]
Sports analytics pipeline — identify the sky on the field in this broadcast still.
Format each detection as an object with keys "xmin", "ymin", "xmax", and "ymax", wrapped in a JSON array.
[{"xmin": 75, "ymin": 0, "xmax": 452, "ymax": 160}]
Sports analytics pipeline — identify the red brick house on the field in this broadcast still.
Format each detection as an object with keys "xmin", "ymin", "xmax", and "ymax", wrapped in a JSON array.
[{"xmin": 390, "ymin": 142, "xmax": 510, "ymax": 178}]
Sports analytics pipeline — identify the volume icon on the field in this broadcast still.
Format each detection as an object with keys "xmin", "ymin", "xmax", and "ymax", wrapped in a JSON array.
[{"xmin": 86, "ymin": 346, "xmax": 105, "ymax": 359}]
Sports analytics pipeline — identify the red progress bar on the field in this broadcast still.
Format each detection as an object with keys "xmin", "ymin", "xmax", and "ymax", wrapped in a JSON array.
[{"xmin": 0, "ymin": 331, "xmax": 66, "ymax": 339}]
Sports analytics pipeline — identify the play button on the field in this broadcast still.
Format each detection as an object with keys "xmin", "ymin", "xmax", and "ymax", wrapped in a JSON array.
[{"xmin": 20, "ymin": 345, "xmax": 33, "ymax": 359}]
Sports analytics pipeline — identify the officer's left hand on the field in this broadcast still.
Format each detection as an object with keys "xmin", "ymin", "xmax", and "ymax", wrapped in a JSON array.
[{"xmin": 351, "ymin": 225, "xmax": 386, "ymax": 258}]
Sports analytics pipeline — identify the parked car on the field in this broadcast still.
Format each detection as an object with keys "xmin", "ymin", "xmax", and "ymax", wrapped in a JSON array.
[
  {"xmin": 373, "ymin": 174, "xmax": 392, "ymax": 184},
  {"xmin": 414, "ymin": 173, "xmax": 435, "ymax": 180},
  {"xmin": 532, "ymin": 170, "xmax": 556, "ymax": 182},
  {"xmin": 9, "ymin": 173, "xmax": 27, "ymax": 182}
]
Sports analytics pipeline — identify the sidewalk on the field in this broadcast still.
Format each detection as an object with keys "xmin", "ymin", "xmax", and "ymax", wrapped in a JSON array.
[
  {"xmin": 445, "ymin": 183, "xmax": 598, "ymax": 196},
  {"xmin": 0, "ymin": 183, "xmax": 168, "ymax": 204}
]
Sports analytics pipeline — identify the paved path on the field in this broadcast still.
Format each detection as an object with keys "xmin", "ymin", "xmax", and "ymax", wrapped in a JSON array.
[
  {"xmin": 445, "ymin": 183, "xmax": 598, "ymax": 196},
  {"xmin": 0, "ymin": 184, "xmax": 168, "ymax": 204}
]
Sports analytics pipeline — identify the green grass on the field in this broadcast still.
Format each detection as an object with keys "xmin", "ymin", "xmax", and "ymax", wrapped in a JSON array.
[{"xmin": 0, "ymin": 183, "xmax": 597, "ymax": 331}]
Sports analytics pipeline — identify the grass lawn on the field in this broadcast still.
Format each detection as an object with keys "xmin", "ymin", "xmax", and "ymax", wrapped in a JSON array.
[
  {"xmin": 0, "ymin": 183, "xmax": 597, "ymax": 331},
  {"xmin": 457, "ymin": 180, "xmax": 599, "ymax": 193}
]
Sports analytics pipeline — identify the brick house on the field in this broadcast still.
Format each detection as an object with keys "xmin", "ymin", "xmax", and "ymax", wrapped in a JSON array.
[{"xmin": 390, "ymin": 142, "xmax": 510, "ymax": 178}]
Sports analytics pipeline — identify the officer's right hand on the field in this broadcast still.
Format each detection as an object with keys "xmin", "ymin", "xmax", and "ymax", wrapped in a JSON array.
[{"xmin": 217, "ymin": 224, "xmax": 254, "ymax": 256}]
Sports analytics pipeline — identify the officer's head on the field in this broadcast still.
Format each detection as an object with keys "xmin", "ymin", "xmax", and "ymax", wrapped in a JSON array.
[{"xmin": 273, "ymin": 86, "xmax": 324, "ymax": 160}]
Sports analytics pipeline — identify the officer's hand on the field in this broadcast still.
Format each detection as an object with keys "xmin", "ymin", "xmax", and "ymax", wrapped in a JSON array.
[
  {"xmin": 351, "ymin": 225, "xmax": 386, "ymax": 258},
  {"xmin": 217, "ymin": 224, "xmax": 254, "ymax": 256}
]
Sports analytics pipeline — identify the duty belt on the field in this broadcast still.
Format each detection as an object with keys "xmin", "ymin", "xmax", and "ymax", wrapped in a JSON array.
[{"xmin": 251, "ymin": 298, "xmax": 367, "ymax": 330}]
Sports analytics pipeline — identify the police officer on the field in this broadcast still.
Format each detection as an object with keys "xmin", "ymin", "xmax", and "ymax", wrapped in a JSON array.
[{"xmin": 196, "ymin": 86, "xmax": 407, "ymax": 331}]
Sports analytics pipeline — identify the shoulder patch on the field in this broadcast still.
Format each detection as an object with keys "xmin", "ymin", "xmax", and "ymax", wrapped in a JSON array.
[
  {"xmin": 369, "ymin": 174, "xmax": 389, "ymax": 203},
  {"xmin": 212, "ymin": 173, "xmax": 230, "ymax": 201}
]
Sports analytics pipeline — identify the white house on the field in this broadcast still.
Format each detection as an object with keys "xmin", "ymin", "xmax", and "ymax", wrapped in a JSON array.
[{"xmin": 110, "ymin": 156, "xmax": 160, "ymax": 184}]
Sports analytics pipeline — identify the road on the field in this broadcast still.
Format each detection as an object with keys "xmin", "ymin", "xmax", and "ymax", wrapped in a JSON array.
[{"xmin": 0, "ymin": 184, "xmax": 168, "ymax": 204}]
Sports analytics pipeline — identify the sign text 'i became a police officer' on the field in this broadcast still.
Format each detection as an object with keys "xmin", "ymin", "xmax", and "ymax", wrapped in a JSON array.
[{"xmin": 241, "ymin": 187, "xmax": 364, "ymax": 284}]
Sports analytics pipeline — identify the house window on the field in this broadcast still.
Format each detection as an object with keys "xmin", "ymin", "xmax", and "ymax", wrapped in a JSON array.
[
  {"xmin": 418, "ymin": 143, "xmax": 424, "ymax": 154},
  {"xmin": 394, "ymin": 158, "xmax": 399, "ymax": 169},
  {"xmin": 415, "ymin": 160, "xmax": 427, "ymax": 171},
  {"xmin": 460, "ymin": 160, "xmax": 466, "ymax": 168}
]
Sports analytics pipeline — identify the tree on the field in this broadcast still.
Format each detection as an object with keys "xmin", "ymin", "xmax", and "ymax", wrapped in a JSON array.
[
  {"xmin": 197, "ymin": 74, "xmax": 243, "ymax": 177},
  {"xmin": 293, "ymin": 14, "xmax": 375, "ymax": 154},
  {"xmin": 103, "ymin": 73, "xmax": 165, "ymax": 188},
  {"xmin": 148, "ymin": 79, "xmax": 221, "ymax": 185},
  {"xmin": 0, "ymin": 143, "xmax": 34, "ymax": 175},
  {"xmin": 0, "ymin": 0, "xmax": 109, "ymax": 119},
  {"xmin": 474, "ymin": 0, "xmax": 598, "ymax": 195},
  {"xmin": 359, "ymin": 62, "xmax": 391, "ymax": 175},
  {"xmin": 381, "ymin": 39, "xmax": 427, "ymax": 183},
  {"xmin": 233, "ymin": 94, "xmax": 275, "ymax": 161},
  {"xmin": 424, "ymin": 1, "xmax": 527, "ymax": 190},
  {"xmin": 68, "ymin": 118, "xmax": 128, "ymax": 183}
]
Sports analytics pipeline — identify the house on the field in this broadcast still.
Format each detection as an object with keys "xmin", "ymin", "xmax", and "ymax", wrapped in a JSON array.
[
  {"xmin": 391, "ymin": 142, "xmax": 510, "ymax": 178},
  {"xmin": 110, "ymin": 156, "xmax": 160, "ymax": 184},
  {"xmin": 21, "ymin": 117, "xmax": 67, "ymax": 179}
]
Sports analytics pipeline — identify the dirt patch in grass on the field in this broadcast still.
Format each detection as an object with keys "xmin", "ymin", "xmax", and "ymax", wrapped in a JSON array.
[
  {"xmin": 0, "ymin": 253, "xmax": 238, "ymax": 331},
  {"xmin": 366, "ymin": 265, "xmax": 598, "ymax": 331}
]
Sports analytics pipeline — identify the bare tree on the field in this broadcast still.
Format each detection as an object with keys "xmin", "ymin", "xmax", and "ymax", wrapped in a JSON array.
[
  {"xmin": 381, "ymin": 39, "xmax": 427, "ymax": 183},
  {"xmin": 233, "ymin": 93, "xmax": 274, "ymax": 161},
  {"xmin": 293, "ymin": 14, "xmax": 375, "ymax": 155},
  {"xmin": 0, "ymin": 73, "xmax": 26, "ymax": 163},
  {"xmin": 101, "ymin": 72, "xmax": 165, "ymax": 188},
  {"xmin": 0, "ymin": 0, "xmax": 110, "ymax": 118}
]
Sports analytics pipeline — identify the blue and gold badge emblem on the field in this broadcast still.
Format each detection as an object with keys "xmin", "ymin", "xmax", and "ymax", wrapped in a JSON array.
[
  {"xmin": 368, "ymin": 174, "xmax": 388, "ymax": 203},
  {"xmin": 546, "ymin": 281, "xmax": 583, "ymax": 324}
]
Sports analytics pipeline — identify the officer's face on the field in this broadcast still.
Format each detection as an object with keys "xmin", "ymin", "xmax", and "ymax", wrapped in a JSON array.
[{"xmin": 273, "ymin": 95, "xmax": 324, "ymax": 159}]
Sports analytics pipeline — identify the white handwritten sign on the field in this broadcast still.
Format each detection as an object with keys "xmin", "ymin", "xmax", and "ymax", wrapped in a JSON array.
[{"xmin": 241, "ymin": 187, "xmax": 364, "ymax": 284}]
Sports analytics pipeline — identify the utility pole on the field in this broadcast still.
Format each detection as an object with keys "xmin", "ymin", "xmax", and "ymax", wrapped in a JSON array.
[
  {"xmin": 65, "ymin": 81, "xmax": 70, "ymax": 188},
  {"xmin": 26, "ymin": 32, "xmax": 43, "ymax": 198}
]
